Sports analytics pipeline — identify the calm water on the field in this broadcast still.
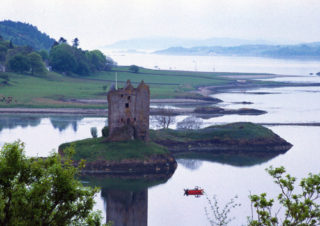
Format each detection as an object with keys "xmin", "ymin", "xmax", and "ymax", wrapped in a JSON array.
[
  {"xmin": 0, "ymin": 84, "xmax": 320, "ymax": 225},
  {"xmin": 1, "ymin": 54, "xmax": 320, "ymax": 225},
  {"xmin": 108, "ymin": 52, "xmax": 320, "ymax": 75}
]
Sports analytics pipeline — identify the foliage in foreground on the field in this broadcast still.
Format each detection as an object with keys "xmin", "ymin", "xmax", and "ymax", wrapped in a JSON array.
[
  {"xmin": 248, "ymin": 166, "xmax": 320, "ymax": 225},
  {"xmin": 0, "ymin": 141, "xmax": 108, "ymax": 226},
  {"xmin": 205, "ymin": 195, "xmax": 241, "ymax": 226},
  {"xmin": 205, "ymin": 166, "xmax": 320, "ymax": 225}
]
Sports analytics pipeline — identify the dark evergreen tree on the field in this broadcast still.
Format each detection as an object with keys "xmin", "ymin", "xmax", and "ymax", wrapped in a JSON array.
[
  {"xmin": 72, "ymin": 38, "xmax": 79, "ymax": 48},
  {"xmin": 58, "ymin": 37, "xmax": 67, "ymax": 44},
  {"xmin": 9, "ymin": 39, "xmax": 13, "ymax": 48}
]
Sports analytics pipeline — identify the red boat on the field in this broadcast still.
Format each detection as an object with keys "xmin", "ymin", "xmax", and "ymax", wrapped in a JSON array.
[{"xmin": 184, "ymin": 186, "xmax": 204, "ymax": 197}]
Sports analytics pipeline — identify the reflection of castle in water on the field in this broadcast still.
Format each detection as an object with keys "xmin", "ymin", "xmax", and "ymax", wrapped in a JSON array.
[
  {"xmin": 49, "ymin": 116, "xmax": 83, "ymax": 132},
  {"xmin": 80, "ymin": 173, "xmax": 174, "ymax": 226},
  {"xmin": 101, "ymin": 189, "xmax": 147, "ymax": 226}
]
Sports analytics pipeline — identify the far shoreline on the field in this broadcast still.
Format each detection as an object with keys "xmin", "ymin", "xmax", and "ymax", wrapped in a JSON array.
[{"xmin": 0, "ymin": 77, "xmax": 320, "ymax": 117}]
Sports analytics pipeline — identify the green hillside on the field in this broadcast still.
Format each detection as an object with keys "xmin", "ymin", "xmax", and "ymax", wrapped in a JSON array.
[{"xmin": 0, "ymin": 20, "xmax": 55, "ymax": 50}]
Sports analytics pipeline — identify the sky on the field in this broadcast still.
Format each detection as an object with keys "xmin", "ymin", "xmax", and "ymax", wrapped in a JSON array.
[{"xmin": 1, "ymin": 0, "xmax": 320, "ymax": 49}]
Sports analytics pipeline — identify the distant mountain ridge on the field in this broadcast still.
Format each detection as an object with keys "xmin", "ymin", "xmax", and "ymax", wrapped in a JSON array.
[
  {"xmin": 0, "ymin": 20, "xmax": 55, "ymax": 50},
  {"xmin": 154, "ymin": 43, "xmax": 320, "ymax": 59},
  {"xmin": 103, "ymin": 37, "xmax": 275, "ymax": 50}
]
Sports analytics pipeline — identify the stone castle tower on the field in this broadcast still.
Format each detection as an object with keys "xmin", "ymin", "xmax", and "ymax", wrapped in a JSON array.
[{"xmin": 107, "ymin": 80, "xmax": 150, "ymax": 141}]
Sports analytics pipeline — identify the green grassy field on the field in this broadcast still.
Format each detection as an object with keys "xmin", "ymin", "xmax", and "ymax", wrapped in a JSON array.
[
  {"xmin": 150, "ymin": 122, "xmax": 276, "ymax": 142},
  {"xmin": 59, "ymin": 138, "xmax": 168, "ymax": 162},
  {"xmin": 0, "ymin": 66, "xmax": 273, "ymax": 108}
]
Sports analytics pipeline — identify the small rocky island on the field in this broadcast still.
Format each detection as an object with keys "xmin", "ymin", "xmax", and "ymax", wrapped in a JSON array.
[
  {"xmin": 59, "ymin": 80, "xmax": 292, "ymax": 175},
  {"xmin": 150, "ymin": 122, "xmax": 292, "ymax": 153}
]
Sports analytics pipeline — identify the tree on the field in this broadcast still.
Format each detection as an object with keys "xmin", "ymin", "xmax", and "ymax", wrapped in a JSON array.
[
  {"xmin": 72, "ymin": 38, "xmax": 79, "ymax": 48},
  {"xmin": 51, "ymin": 40, "xmax": 59, "ymax": 49},
  {"xmin": 129, "ymin": 65, "xmax": 139, "ymax": 73},
  {"xmin": 58, "ymin": 37, "xmax": 67, "ymax": 44},
  {"xmin": 177, "ymin": 116, "xmax": 203, "ymax": 130},
  {"xmin": 153, "ymin": 107, "xmax": 176, "ymax": 129},
  {"xmin": 0, "ymin": 141, "xmax": 102, "ymax": 225},
  {"xmin": 0, "ymin": 44, "xmax": 7, "ymax": 62},
  {"xmin": 27, "ymin": 52, "xmax": 47, "ymax": 75},
  {"xmin": 248, "ymin": 166, "xmax": 320, "ymax": 225},
  {"xmin": 73, "ymin": 48, "xmax": 90, "ymax": 75},
  {"xmin": 38, "ymin": 49, "xmax": 49, "ymax": 61},
  {"xmin": 49, "ymin": 43, "xmax": 77, "ymax": 73},
  {"xmin": 9, "ymin": 40, "xmax": 13, "ymax": 49},
  {"xmin": 90, "ymin": 127, "xmax": 98, "ymax": 138},
  {"xmin": 6, "ymin": 54, "xmax": 30, "ymax": 73},
  {"xmin": 205, "ymin": 195, "xmax": 241, "ymax": 226},
  {"xmin": 86, "ymin": 50, "xmax": 108, "ymax": 71}
]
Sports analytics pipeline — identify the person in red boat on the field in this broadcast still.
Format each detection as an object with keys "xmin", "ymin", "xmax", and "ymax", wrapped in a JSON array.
[{"xmin": 184, "ymin": 186, "xmax": 204, "ymax": 197}]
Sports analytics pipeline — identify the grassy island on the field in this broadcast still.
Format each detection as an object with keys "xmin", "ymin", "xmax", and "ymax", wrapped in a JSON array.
[
  {"xmin": 59, "ymin": 139, "xmax": 168, "ymax": 162},
  {"xmin": 150, "ymin": 122, "xmax": 292, "ymax": 153},
  {"xmin": 59, "ymin": 122, "xmax": 292, "ymax": 174},
  {"xmin": 59, "ymin": 139, "xmax": 177, "ymax": 175}
]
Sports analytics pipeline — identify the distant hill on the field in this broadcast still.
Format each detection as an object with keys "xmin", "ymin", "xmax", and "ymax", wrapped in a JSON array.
[
  {"xmin": 103, "ymin": 37, "xmax": 275, "ymax": 50},
  {"xmin": 0, "ymin": 20, "xmax": 55, "ymax": 50},
  {"xmin": 154, "ymin": 43, "xmax": 320, "ymax": 59}
]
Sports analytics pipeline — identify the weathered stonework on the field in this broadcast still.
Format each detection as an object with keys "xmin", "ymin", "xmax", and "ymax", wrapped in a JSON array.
[
  {"xmin": 107, "ymin": 80, "xmax": 150, "ymax": 141},
  {"xmin": 0, "ymin": 64, "xmax": 5, "ymax": 72}
]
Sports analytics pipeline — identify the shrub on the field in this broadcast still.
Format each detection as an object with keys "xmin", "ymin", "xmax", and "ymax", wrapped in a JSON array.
[
  {"xmin": 101, "ymin": 126, "xmax": 109, "ymax": 137},
  {"xmin": 90, "ymin": 127, "xmax": 98, "ymax": 138},
  {"xmin": 129, "ymin": 64, "xmax": 139, "ymax": 73}
]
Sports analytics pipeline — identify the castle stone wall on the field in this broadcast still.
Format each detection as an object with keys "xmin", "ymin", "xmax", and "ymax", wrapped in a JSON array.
[{"xmin": 107, "ymin": 80, "xmax": 150, "ymax": 141}]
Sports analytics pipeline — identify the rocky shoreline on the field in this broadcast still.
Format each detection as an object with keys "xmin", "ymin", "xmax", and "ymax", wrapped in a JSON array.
[
  {"xmin": 74, "ymin": 154, "xmax": 177, "ymax": 175},
  {"xmin": 153, "ymin": 137, "xmax": 292, "ymax": 154}
]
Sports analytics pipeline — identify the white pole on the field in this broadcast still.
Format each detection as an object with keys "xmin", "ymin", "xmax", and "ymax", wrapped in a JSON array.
[{"xmin": 115, "ymin": 72, "xmax": 118, "ymax": 90}]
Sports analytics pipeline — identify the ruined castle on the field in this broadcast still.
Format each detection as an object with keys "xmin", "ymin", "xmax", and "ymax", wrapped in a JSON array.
[{"xmin": 107, "ymin": 80, "xmax": 150, "ymax": 141}]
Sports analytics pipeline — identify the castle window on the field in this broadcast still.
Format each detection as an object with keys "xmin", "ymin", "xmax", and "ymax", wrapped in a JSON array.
[
  {"xmin": 121, "ymin": 94, "xmax": 123, "ymax": 98},
  {"xmin": 127, "ymin": 118, "xmax": 130, "ymax": 124},
  {"xmin": 128, "ymin": 96, "xmax": 131, "ymax": 100},
  {"xmin": 134, "ymin": 118, "xmax": 136, "ymax": 121},
  {"xmin": 121, "ymin": 118, "xmax": 123, "ymax": 122},
  {"xmin": 125, "ymin": 103, "xmax": 129, "ymax": 108}
]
